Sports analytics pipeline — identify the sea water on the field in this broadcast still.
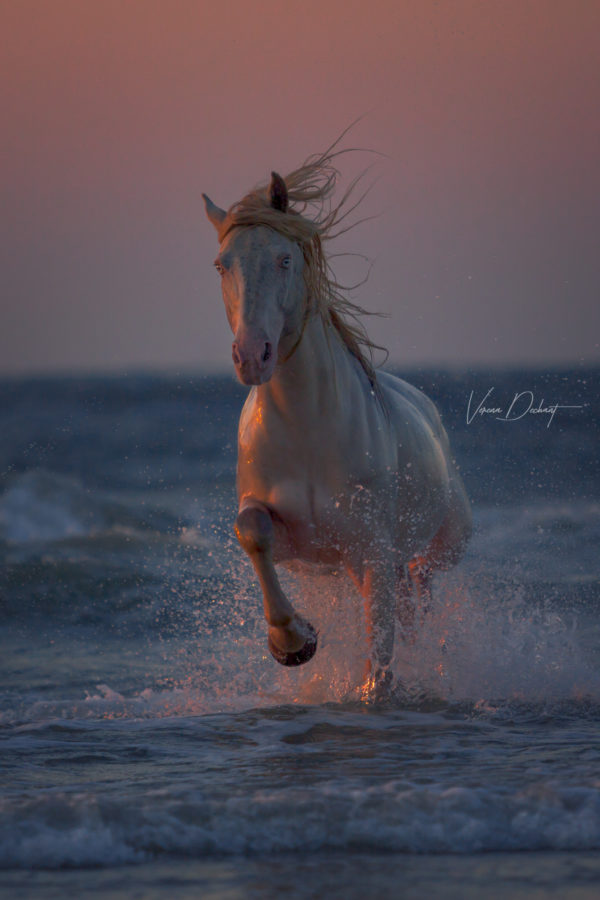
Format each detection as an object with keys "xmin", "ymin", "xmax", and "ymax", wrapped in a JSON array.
[{"xmin": 1, "ymin": 368, "xmax": 599, "ymax": 899}]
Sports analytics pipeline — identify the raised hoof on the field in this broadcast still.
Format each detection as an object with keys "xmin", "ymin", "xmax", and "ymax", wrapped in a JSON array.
[{"xmin": 268, "ymin": 622, "xmax": 318, "ymax": 667}]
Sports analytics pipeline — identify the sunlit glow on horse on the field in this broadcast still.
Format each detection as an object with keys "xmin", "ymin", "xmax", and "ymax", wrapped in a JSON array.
[{"xmin": 203, "ymin": 137, "xmax": 472, "ymax": 699}]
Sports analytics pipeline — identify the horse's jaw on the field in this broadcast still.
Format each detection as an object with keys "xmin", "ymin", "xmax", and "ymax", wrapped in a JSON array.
[{"xmin": 234, "ymin": 364, "xmax": 276, "ymax": 386}]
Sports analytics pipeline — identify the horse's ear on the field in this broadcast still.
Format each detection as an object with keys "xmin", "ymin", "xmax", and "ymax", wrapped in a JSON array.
[
  {"xmin": 269, "ymin": 172, "xmax": 288, "ymax": 213},
  {"xmin": 202, "ymin": 193, "xmax": 227, "ymax": 231}
]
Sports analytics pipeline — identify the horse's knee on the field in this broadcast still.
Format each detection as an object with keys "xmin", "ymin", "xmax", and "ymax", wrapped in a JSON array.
[{"xmin": 235, "ymin": 504, "xmax": 274, "ymax": 555}]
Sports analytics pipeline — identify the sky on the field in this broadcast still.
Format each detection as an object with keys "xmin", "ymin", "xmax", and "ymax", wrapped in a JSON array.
[{"xmin": 2, "ymin": 0, "xmax": 599, "ymax": 374}]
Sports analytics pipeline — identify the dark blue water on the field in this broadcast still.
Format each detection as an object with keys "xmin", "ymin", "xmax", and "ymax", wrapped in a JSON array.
[{"xmin": 1, "ymin": 368, "xmax": 599, "ymax": 898}]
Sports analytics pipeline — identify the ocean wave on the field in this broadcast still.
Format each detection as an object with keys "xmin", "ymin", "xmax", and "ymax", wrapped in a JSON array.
[
  {"xmin": 1, "ymin": 779, "xmax": 599, "ymax": 869},
  {"xmin": 472, "ymin": 501, "xmax": 600, "ymax": 585},
  {"xmin": 0, "ymin": 470, "xmax": 98, "ymax": 543},
  {"xmin": 0, "ymin": 470, "xmax": 184, "ymax": 545}
]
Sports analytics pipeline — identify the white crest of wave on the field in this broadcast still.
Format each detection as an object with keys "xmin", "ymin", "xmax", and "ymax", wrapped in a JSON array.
[
  {"xmin": 0, "ymin": 471, "xmax": 98, "ymax": 543},
  {"xmin": 1, "ymin": 779, "xmax": 599, "ymax": 868}
]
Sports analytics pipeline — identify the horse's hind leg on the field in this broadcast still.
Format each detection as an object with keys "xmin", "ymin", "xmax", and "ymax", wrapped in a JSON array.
[
  {"xmin": 235, "ymin": 502, "xmax": 317, "ymax": 667},
  {"xmin": 407, "ymin": 557, "xmax": 433, "ymax": 622},
  {"xmin": 395, "ymin": 560, "xmax": 432, "ymax": 642},
  {"xmin": 396, "ymin": 564, "xmax": 415, "ymax": 634},
  {"xmin": 353, "ymin": 560, "xmax": 398, "ymax": 700}
]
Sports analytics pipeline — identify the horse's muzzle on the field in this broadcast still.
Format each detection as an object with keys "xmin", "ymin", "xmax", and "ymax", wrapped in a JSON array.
[{"xmin": 232, "ymin": 338, "xmax": 276, "ymax": 385}]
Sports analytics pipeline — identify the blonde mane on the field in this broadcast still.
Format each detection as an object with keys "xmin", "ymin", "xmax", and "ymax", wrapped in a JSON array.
[{"xmin": 217, "ymin": 135, "xmax": 386, "ymax": 385}]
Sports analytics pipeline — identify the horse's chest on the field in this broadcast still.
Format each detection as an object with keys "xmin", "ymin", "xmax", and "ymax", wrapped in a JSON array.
[
  {"xmin": 238, "ymin": 406, "xmax": 349, "ymax": 497},
  {"xmin": 265, "ymin": 477, "xmax": 349, "ymax": 562},
  {"xmin": 236, "ymin": 399, "xmax": 393, "ymax": 560}
]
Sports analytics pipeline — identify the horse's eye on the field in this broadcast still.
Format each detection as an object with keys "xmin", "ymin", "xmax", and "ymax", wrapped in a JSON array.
[
  {"xmin": 280, "ymin": 256, "xmax": 291, "ymax": 269},
  {"xmin": 214, "ymin": 261, "xmax": 225, "ymax": 276}
]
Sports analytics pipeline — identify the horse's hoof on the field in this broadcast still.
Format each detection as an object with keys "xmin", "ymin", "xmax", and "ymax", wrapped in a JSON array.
[
  {"xmin": 268, "ymin": 622, "xmax": 318, "ymax": 667},
  {"xmin": 359, "ymin": 667, "xmax": 394, "ymax": 704}
]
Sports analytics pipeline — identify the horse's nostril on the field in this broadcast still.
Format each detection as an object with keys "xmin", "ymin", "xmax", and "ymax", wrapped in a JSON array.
[
  {"xmin": 262, "ymin": 343, "xmax": 272, "ymax": 363},
  {"xmin": 232, "ymin": 343, "xmax": 241, "ymax": 366}
]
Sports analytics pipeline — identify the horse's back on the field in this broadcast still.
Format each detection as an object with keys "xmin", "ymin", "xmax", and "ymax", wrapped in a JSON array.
[{"xmin": 377, "ymin": 370, "xmax": 450, "ymax": 451}]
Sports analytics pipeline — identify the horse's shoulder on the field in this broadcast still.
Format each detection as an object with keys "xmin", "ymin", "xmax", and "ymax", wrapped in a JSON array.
[{"xmin": 237, "ymin": 388, "xmax": 269, "ymax": 453}]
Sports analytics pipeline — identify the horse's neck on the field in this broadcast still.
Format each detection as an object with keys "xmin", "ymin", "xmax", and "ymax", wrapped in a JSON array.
[{"xmin": 261, "ymin": 311, "xmax": 360, "ymax": 421}]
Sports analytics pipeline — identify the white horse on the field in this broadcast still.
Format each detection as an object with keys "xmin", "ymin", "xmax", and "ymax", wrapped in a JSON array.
[{"xmin": 203, "ymin": 144, "xmax": 471, "ymax": 698}]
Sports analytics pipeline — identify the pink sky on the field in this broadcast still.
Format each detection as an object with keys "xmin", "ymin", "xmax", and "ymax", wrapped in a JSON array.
[{"xmin": 2, "ymin": 0, "xmax": 599, "ymax": 373}]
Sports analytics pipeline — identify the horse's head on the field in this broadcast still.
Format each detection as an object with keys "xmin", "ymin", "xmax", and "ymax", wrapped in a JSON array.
[{"xmin": 203, "ymin": 174, "xmax": 305, "ymax": 385}]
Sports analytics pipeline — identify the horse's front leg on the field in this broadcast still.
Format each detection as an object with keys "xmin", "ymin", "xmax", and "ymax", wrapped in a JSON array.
[{"xmin": 235, "ymin": 502, "xmax": 317, "ymax": 667}]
